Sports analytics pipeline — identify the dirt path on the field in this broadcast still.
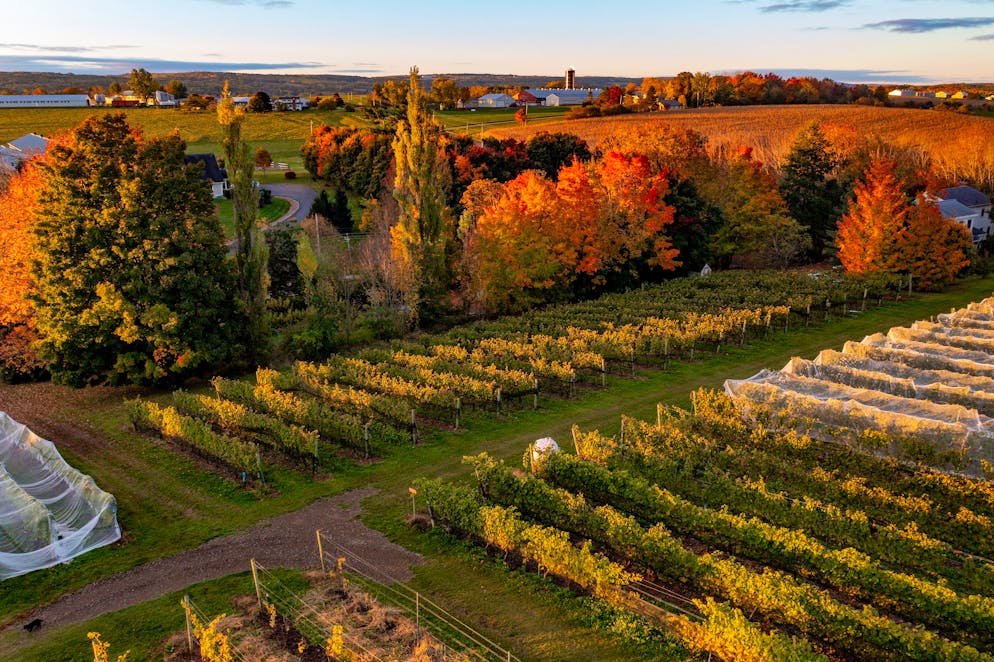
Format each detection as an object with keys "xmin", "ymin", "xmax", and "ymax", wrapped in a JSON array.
[{"xmin": 1, "ymin": 486, "xmax": 421, "ymax": 646}]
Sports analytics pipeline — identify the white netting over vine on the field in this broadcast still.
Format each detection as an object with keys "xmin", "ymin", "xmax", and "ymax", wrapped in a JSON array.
[
  {"xmin": 0, "ymin": 412, "xmax": 120, "ymax": 580},
  {"xmin": 725, "ymin": 297, "xmax": 994, "ymax": 476}
]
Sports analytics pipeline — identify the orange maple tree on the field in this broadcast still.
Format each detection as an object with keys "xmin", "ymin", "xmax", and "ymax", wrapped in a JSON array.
[
  {"xmin": 0, "ymin": 163, "xmax": 46, "ymax": 377},
  {"xmin": 836, "ymin": 158, "xmax": 909, "ymax": 273},
  {"xmin": 461, "ymin": 152, "xmax": 678, "ymax": 313},
  {"xmin": 837, "ymin": 157, "xmax": 971, "ymax": 288}
]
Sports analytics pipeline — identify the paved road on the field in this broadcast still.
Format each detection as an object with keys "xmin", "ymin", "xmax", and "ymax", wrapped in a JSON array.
[{"xmin": 262, "ymin": 182, "xmax": 318, "ymax": 228}]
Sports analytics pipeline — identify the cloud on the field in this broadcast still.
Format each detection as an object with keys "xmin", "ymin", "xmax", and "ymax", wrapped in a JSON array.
[
  {"xmin": 0, "ymin": 54, "xmax": 325, "ymax": 74},
  {"xmin": 862, "ymin": 17, "xmax": 994, "ymax": 32},
  {"xmin": 726, "ymin": 0, "xmax": 848, "ymax": 10},
  {"xmin": 331, "ymin": 68, "xmax": 383, "ymax": 74},
  {"xmin": 760, "ymin": 0, "xmax": 848, "ymax": 12},
  {"xmin": 970, "ymin": 32, "xmax": 994, "ymax": 39},
  {"xmin": 0, "ymin": 43, "xmax": 137, "ymax": 53}
]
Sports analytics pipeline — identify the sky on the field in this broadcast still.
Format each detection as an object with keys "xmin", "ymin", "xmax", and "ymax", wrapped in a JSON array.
[{"xmin": 1, "ymin": 0, "xmax": 992, "ymax": 84}]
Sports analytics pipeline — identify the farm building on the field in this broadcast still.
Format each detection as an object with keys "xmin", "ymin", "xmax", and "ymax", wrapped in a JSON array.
[
  {"xmin": 184, "ymin": 153, "xmax": 229, "ymax": 198},
  {"xmin": 888, "ymin": 89, "xmax": 917, "ymax": 97},
  {"xmin": 273, "ymin": 96, "xmax": 307, "ymax": 110},
  {"xmin": 477, "ymin": 93, "xmax": 516, "ymax": 108},
  {"xmin": 0, "ymin": 133, "xmax": 49, "ymax": 170},
  {"xmin": 155, "ymin": 90, "xmax": 177, "ymax": 106},
  {"xmin": 514, "ymin": 90, "xmax": 542, "ymax": 106},
  {"xmin": 0, "ymin": 94, "xmax": 91, "ymax": 108},
  {"xmin": 941, "ymin": 185, "xmax": 992, "ymax": 218},
  {"xmin": 544, "ymin": 89, "xmax": 600, "ymax": 106}
]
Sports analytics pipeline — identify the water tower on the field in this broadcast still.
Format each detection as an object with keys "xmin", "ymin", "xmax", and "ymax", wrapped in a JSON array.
[{"xmin": 565, "ymin": 68, "xmax": 575, "ymax": 90}]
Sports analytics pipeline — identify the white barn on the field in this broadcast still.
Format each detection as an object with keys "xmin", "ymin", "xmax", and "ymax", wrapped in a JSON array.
[
  {"xmin": 0, "ymin": 133, "xmax": 49, "ymax": 170},
  {"xmin": 0, "ymin": 94, "xmax": 91, "ymax": 108},
  {"xmin": 477, "ymin": 93, "xmax": 515, "ymax": 108},
  {"xmin": 544, "ymin": 89, "xmax": 601, "ymax": 106}
]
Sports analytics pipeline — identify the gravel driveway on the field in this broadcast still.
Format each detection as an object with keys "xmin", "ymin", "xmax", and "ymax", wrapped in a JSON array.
[{"xmin": 2, "ymin": 487, "xmax": 421, "ymax": 645}]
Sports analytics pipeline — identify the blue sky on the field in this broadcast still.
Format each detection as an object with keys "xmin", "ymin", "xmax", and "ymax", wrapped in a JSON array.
[{"xmin": 1, "ymin": 0, "xmax": 991, "ymax": 83}]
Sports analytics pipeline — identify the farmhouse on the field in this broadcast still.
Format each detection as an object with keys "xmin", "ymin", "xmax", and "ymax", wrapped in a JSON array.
[
  {"xmin": 183, "ymin": 153, "xmax": 228, "ymax": 198},
  {"xmin": 0, "ymin": 133, "xmax": 49, "ymax": 170},
  {"xmin": 0, "ymin": 94, "xmax": 91, "ymax": 108},
  {"xmin": 273, "ymin": 95, "xmax": 307, "ymax": 110},
  {"xmin": 477, "ymin": 93, "xmax": 516, "ymax": 108}
]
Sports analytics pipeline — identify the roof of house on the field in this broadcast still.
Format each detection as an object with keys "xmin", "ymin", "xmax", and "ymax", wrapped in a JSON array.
[
  {"xmin": 546, "ymin": 89, "xmax": 602, "ymax": 98},
  {"xmin": 6, "ymin": 133, "xmax": 48, "ymax": 155},
  {"xmin": 938, "ymin": 199, "xmax": 978, "ymax": 219},
  {"xmin": 478, "ymin": 93, "xmax": 515, "ymax": 101},
  {"xmin": 183, "ymin": 154, "xmax": 227, "ymax": 183},
  {"xmin": 941, "ymin": 185, "xmax": 991, "ymax": 208},
  {"xmin": 514, "ymin": 90, "xmax": 540, "ymax": 102}
]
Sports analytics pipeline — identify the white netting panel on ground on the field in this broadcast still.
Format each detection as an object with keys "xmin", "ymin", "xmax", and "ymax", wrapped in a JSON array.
[
  {"xmin": 0, "ymin": 412, "xmax": 120, "ymax": 580},
  {"xmin": 724, "ymin": 296, "xmax": 994, "ymax": 476}
]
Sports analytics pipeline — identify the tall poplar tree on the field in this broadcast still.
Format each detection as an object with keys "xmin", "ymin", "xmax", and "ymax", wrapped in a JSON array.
[
  {"xmin": 391, "ymin": 66, "xmax": 454, "ymax": 322},
  {"xmin": 31, "ymin": 113, "xmax": 240, "ymax": 385},
  {"xmin": 219, "ymin": 81, "xmax": 270, "ymax": 356}
]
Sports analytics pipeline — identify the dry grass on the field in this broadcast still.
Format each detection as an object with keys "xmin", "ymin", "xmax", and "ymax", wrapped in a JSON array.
[{"xmin": 488, "ymin": 105, "xmax": 994, "ymax": 189}]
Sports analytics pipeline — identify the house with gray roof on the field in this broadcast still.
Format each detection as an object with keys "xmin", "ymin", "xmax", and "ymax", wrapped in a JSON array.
[
  {"xmin": 183, "ymin": 153, "xmax": 229, "ymax": 198},
  {"xmin": 477, "ymin": 93, "xmax": 516, "ymax": 108},
  {"xmin": 940, "ymin": 186, "xmax": 991, "ymax": 218}
]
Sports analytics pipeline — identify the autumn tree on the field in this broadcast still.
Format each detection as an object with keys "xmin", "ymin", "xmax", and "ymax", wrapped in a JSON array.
[
  {"xmin": 779, "ymin": 122, "xmax": 844, "ymax": 257},
  {"xmin": 0, "ymin": 164, "xmax": 46, "ymax": 380},
  {"xmin": 219, "ymin": 82, "xmax": 270, "ymax": 357},
  {"xmin": 837, "ymin": 158, "xmax": 971, "ymax": 288},
  {"xmin": 164, "ymin": 79, "xmax": 187, "ymax": 98},
  {"xmin": 897, "ymin": 198, "xmax": 972, "ymax": 290},
  {"xmin": 836, "ymin": 158, "xmax": 909, "ymax": 273},
  {"xmin": 30, "ymin": 113, "xmax": 241, "ymax": 385},
  {"xmin": 708, "ymin": 147, "xmax": 811, "ymax": 268},
  {"xmin": 254, "ymin": 146, "xmax": 272, "ymax": 170},
  {"xmin": 524, "ymin": 132, "xmax": 591, "ymax": 181},
  {"xmin": 391, "ymin": 66, "xmax": 454, "ymax": 322},
  {"xmin": 128, "ymin": 67, "xmax": 160, "ymax": 104}
]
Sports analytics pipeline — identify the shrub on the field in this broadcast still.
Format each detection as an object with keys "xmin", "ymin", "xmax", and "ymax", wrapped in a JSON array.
[{"xmin": 284, "ymin": 171, "xmax": 297, "ymax": 180}]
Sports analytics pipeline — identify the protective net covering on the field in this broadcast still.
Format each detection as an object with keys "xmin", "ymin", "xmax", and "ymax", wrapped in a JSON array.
[
  {"xmin": 725, "ymin": 297, "xmax": 994, "ymax": 477},
  {"xmin": 0, "ymin": 412, "xmax": 120, "ymax": 580}
]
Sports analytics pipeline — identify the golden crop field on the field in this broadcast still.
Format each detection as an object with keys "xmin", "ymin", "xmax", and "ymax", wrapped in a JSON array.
[{"xmin": 489, "ymin": 104, "xmax": 994, "ymax": 188}]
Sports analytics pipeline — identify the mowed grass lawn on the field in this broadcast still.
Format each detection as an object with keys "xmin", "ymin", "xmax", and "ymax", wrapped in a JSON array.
[
  {"xmin": 214, "ymin": 196, "xmax": 291, "ymax": 239},
  {"xmin": 2, "ymin": 275, "xmax": 994, "ymax": 661},
  {"xmin": 434, "ymin": 105, "xmax": 569, "ymax": 136}
]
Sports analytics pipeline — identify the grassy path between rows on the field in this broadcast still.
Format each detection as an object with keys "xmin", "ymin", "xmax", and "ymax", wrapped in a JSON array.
[{"xmin": 3, "ymin": 275, "xmax": 993, "ymax": 660}]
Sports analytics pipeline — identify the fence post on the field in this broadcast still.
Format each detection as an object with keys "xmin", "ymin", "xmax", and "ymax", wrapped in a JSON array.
[
  {"xmin": 184, "ymin": 595, "xmax": 194, "ymax": 654},
  {"xmin": 251, "ymin": 558, "xmax": 262, "ymax": 607},
  {"xmin": 363, "ymin": 422, "xmax": 371, "ymax": 458},
  {"xmin": 455, "ymin": 397, "xmax": 461, "ymax": 429},
  {"xmin": 657, "ymin": 402, "xmax": 663, "ymax": 436},
  {"xmin": 533, "ymin": 378, "xmax": 539, "ymax": 409},
  {"xmin": 317, "ymin": 530, "xmax": 326, "ymax": 574}
]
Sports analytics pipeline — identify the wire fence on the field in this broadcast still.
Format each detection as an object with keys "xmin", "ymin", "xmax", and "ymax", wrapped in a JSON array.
[{"xmin": 317, "ymin": 530, "xmax": 521, "ymax": 662}]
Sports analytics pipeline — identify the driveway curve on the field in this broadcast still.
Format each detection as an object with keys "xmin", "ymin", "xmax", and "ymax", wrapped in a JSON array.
[{"xmin": 262, "ymin": 182, "xmax": 319, "ymax": 228}]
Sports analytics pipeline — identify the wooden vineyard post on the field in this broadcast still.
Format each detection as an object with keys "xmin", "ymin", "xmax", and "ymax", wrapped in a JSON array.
[
  {"xmin": 411, "ymin": 409, "xmax": 417, "ymax": 447},
  {"xmin": 251, "ymin": 558, "xmax": 262, "ymax": 607},
  {"xmin": 862, "ymin": 288, "xmax": 868, "ymax": 312},
  {"xmin": 317, "ymin": 530, "xmax": 326, "ymax": 574},
  {"xmin": 363, "ymin": 422, "xmax": 371, "ymax": 459},
  {"xmin": 256, "ymin": 450, "xmax": 264, "ymax": 486},
  {"xmin": 572, "ymin": 425, "xmax": 582, "ymax": 459},
  {"xmin": 184, "ymin": 595, "xmax": 193, "ymax": 654},
  {"xmin": 601, "ymin": 357, "xmax": 606, "ymax": 387},
  {"xmin": 416, "ymin": 591, "xmax": 421, "ymax": 645},
  {"xmin": 533, "ymin": 378, "xmax": 539, "ymax": 409},
  {"xmin": 497, "ymin": 388, "xmax": 502, "ymax": 414},
  {"xmin": 455, "ymin": 397, "xmax": 461, "ymax": 429},
  {"xmin": 657, "ymin": 402, "xmax": 663, "ymax": 436}
]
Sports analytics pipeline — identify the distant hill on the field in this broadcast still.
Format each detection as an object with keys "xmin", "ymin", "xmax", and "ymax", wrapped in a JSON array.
[{"xmin": 0, "ymin": 71, "xmax": 641, "ymax": 97}]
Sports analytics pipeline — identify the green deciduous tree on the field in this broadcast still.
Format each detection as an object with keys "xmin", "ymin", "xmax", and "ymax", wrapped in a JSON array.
[
  {"xmin": 164, "ymin": 79, "xmax": 187, "ymax": 99},
  {"xmin": 128, "ymin": 67, "xmax": 160, "ymax": 105},
  {"xmin": 30, "ymin": 113, "xmax": 241, "ymax": 385},
  {"xmin": 219, "ymin": 82, "xmax": 270, "ymax": 358},
  {"xmin": 247, "ymin": 91, "xmax": 272, "ymax": 113},
  {"xmin": 391, "ymin": 66, "xmax": 454, "ymax": 323}
]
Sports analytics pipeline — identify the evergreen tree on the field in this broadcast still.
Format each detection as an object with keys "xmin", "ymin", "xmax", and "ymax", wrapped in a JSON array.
[
  {"xmin": 219, "ymin": 82, "xmax": 270, "ymax": 357},
  {"xmin": 780, "ymin": 122, "xmax": 843, "ymax": 258},
  {"xmin": 31, "ymin": 113, "xmax": 240, "ymax": 385},
  {"xmin": 391, "ymin": 66, "xmax": 454, "ymax": 322}
]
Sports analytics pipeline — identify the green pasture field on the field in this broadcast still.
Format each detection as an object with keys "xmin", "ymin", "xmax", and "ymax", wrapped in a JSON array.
[
  {"xmin": 214, "ymin": 196, "xmax": 291, "ymax": 239},
  {"xmin": 3, "ymin": 275, "xmax": 994, "ymax": 660},
  {"xmin": 434, "ymin": 105, "xmax": 570, "ymax": 136}
]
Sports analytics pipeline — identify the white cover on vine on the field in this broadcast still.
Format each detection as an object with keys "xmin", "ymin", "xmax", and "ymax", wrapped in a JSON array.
[
  {"xmin": 0, "ymin": 412, "xmax": 120, "ymax": 580},
  {"xmin": 724, "ymin": 297, "xmax": 994, "ymax": 476}
]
